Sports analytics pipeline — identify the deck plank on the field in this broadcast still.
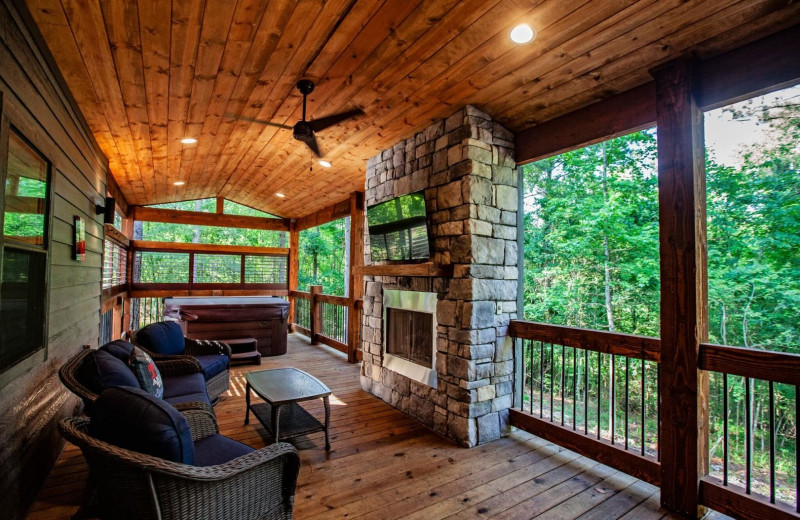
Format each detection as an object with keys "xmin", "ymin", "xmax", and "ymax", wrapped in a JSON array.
[{"xmin": 27, "ymin": 333, "xmax": 681, "ymax": 520}]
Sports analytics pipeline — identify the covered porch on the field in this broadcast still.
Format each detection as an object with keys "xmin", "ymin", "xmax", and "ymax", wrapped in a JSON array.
[
  {"xmin": 28, "ymin": 333, "xmax": 690, "ymax": 520},
  {"xmin": 0, "ymin": 1, "xmax": 799, "ymax": 519}
]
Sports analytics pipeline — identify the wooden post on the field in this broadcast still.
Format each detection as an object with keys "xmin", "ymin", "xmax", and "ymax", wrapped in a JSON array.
[
  {"xmin": 216, "ymin": 197, "xmax": 224, "ymax": 214},
  {"xmin": 347, "ymin": 192, "xmax": 364, "ymax": 363},
  {"xmin": 310, "ymin": 285, "xmax": 322, "ymax": 345},
  {"xmin": 288, "ymin": 220, "xmax": 299, "ymax": 330},
  {"xmin": 654, "ymin": 58, "xmax": 709, "ymax": 518}
]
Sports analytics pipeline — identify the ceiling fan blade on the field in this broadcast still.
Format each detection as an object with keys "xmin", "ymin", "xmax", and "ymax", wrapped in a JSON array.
[
  {"xmin": 305, "ymin": 135, "xmax": 322, "ymax": 158},
  {"xmin": 308, "ymin": 108, "xmax": 364, "ymax": 133},
  {"xmin": 224, "ymin": 113, "xmax": 293, "ymax": 130}
]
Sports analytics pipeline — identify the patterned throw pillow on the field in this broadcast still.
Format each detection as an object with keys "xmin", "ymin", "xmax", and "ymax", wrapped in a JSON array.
[{"xmin": 129, "ymin": 347, "xmax": 164, "ymax": 399}]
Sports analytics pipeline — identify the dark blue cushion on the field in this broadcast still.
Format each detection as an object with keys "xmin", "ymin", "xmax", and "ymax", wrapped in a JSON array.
[
  {"xmin": 77, "ymin": 350, "xmax": 141, "ymax": 395},
  {"xmin": 193, "ymin": 434, "xmax": 254, "ymax": 467},
  {"xmin": 90, "ymin": 386, "xmax": 194, "ymax": 465},
  {"xmin": 161, "ymin": 373, "xmax": 210, "ymax": 406},
  {"xmin": 136, "ymin": 321, "xmax": 185, "ymax": 356},
  {"xmin": 161, "ymin": 373, "xmax": 208, "ymax": 399},
  {"xmin": 165, "ymin": 392, "xmax": 211, "ymax": 407},
  {"xmin": 195, "ymin": 354, "xmax": 229, "ymax": 380},
  {"xmin": 99, "ymin": 340, "xmax": 135, "ymax": 363}
]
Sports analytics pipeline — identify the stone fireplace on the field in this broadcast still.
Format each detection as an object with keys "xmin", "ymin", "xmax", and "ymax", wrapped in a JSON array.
[{"xmin": 360, "ymin": 105, "xmax": 518, "ymax": 447}]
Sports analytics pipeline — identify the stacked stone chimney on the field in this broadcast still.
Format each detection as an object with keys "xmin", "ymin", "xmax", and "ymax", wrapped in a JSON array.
[{"xmin": 359, "ymin": 106, "xmax": 518, "ymax": 447}]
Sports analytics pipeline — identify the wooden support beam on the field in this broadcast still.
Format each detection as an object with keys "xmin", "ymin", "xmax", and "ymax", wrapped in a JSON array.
[
  {"xmin": 104, "ymin": 223, "xmax": 129, "ymax": 247},
  {"xmin": 309, "ymin": 285, "xmax": 322, "ymax": 345},
  {"xmin": 516, "ymin": 24, "xmax": 800, "ymax": 166},
  {"xmin": 295, "ymin": 197, "xmax": 352, "ymax": 231},
  {"xmin": 347, "ymin": 192, "xmax": 364, "ymax": 363},
  {"xmin": 654, "ymin": 58, "xmax": 709, "ymax": 519},
  {"xmin": 288, "ymin": 220, "xmax": 299, "ymax": 328},
  {"xmin": 516, "ymin": 83, "xmax": 656, "ymax": 165},
  {"xmin": 130, "ymin": 240, "xmax": 288, "ymax": 256},
  {"xmin": 132, "ymin": 205, "xmax": 290, "ymax": 231},
  {"xmin": 216, "ymin": 197, "xmax": 224, "ymax": 214}
]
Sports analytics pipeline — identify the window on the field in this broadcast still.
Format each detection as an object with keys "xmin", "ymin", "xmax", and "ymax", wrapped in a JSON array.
[
  {"xmin": 1, "ymin": 132, "xmax": 50, "ymax": 371},
  {"xmin": 102, "ymin": 239, "xmax": 126, "ymax": 290},
  {"xmin": 3, "ymin": 133, "xmax": 48, "ymax": 246}
]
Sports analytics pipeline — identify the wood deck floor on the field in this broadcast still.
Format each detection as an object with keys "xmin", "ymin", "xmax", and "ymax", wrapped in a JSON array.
[{"xmin": 27, "ymin": 334, "xmax": 714, "ymax": 520}]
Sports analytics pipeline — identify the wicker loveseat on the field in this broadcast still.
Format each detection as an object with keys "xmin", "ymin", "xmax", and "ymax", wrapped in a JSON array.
[
  {"xmin": 60, "ymin": 387, "xmax": 300, "ymax": 520},
  {"xmin": 129, "ymin": 321, "xmax": 232, "ymax": 402},
  {"xmin": 59, "ymin": 340, "xmax": 213, "ymax": 411}
]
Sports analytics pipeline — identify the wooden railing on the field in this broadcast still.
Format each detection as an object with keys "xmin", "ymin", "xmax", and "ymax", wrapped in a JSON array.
[
  {"xmin": 698, "ymin": 343, "xmax": 800, "ymax": 519},
  {"xmin": 510, "ymin": 320, "xmax": 800, "ymax": 519},
  {"xmin": 288, "ymin": 285, "xmax": 361, "ymax": 363},
  {"xmin": 509, "ymin": 320, "xmax": 662, "ymax": 486},
  {"xmin": 129, "ymin": 297, "xmax": 164, "ymax": 331}
]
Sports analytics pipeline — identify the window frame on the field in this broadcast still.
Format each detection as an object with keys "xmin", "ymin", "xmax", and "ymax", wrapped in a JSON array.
[{"xmin": 0, "ymin": 123, "xmax": 53, "ymax": 377}]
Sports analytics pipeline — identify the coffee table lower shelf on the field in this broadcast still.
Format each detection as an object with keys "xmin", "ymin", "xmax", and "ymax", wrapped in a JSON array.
[{"xmin": 249, "ymin": 401, "xmax": 328, "ymax": 448}]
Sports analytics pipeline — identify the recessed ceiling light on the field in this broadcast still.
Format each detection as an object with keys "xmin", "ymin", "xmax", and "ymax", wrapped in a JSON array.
[
  {"xmin": 509, "ymin": 24, "xmax": 536, "ymax": 44},
  {"xmin": 318, "ymin": 160, "xmax": 332, "ymax": 168},
  {"xmin": 173, "ymin": 181, "xmax": 185, "ymax": 186},
  {"xmin": 180, "ymin": 137, "xmax": 197, "ymax": 144},
  {"xmin": 275, "ymin": 192, "xmax": 286, "ymax": 198}
]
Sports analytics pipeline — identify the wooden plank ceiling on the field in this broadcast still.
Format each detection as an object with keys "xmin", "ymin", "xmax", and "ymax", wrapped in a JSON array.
[{"xmin": 26, "ymin": 0, "xmax": 800, "ymax": 219}]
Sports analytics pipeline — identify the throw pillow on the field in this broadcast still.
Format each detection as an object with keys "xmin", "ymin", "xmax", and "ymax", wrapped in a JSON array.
[{"xmin": 129, "ymin": 347, "xmax": 164, "ymax": 399}]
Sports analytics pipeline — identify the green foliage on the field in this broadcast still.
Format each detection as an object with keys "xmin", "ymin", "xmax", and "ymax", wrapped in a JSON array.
[
  {"xmin": 299, "ymin": 218, "xmax": 347, "ymax": 295},
  {"xmin": 522, "ymin": 129, "xmax": 660, "ymax": 336},
  {"xmin": 522, "ymin": 87, "xmax": 800, "ymax": 502}
]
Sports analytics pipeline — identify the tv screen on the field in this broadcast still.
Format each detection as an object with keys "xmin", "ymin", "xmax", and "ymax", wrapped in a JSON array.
[{"xmin": 367, "ymin": 191, "xmax": 430, "ymax": 262}]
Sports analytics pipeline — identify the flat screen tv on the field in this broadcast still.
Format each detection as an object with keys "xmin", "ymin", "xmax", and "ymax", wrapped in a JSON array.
[{"xmin": 367, "ymin": 191, "xmax": 430, "ymax": 262}]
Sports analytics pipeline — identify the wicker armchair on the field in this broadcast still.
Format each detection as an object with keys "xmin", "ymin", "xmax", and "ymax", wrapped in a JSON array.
[
  {"xmin": 59, "ymin": 345, "xmax": 212, "ymax": 412},
  {"xmin": 59, "ymin": 405, "xmax": 300, "ymax": 520},
  {"xmin": 128, "ymin": 321, "xmax": 232, "ymax": 402}
]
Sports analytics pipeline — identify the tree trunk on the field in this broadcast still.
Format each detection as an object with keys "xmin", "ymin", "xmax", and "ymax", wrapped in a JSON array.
[{"xmin": 601, "ymin": 141, "xmax": 615, "ymax": 332}]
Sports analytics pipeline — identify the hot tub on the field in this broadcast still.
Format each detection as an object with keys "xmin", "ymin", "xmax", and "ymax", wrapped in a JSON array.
[{"xmin": 163, "ymin": 296, "xmax": 290, "ymax": 356}]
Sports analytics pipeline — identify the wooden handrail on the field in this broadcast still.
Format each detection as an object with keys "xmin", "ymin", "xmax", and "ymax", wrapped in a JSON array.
[
  {"xmin": 699, "ymin": 343, "xmax": 800, "ymax": 386},
  {"xmin": 316, "ymin": 293, "xmax": 349, "ymax": 306},
  {"xmin": 131, "ymin": 240, "xmax": 289, "ymax": 256},
  {"xmin": 509, "ymin": 320, "xmax": 661, "ymax": 363},
  {"xmin": 289, "ymin": 290, "xmax": 311, "ymax": 299},
  {"xmin": 509, "ymin": 410, "xmax": 661, "ymax": 486},
  {"xmin": 700, "ymin": 477, "xmax": 800, "ymax": 520}
]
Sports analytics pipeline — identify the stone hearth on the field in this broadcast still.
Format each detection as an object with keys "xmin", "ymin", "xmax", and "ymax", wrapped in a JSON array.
[{"xmin": 359, "ymin": 105, "xmax": 518, "ymax": 447}]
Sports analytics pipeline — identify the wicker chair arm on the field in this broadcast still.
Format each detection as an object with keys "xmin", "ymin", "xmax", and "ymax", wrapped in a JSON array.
[
  {"xmin": 172, "ymin": 402, "xmax": 218, "ymax": 440},
  {"xmin": 60, "ymin": 417, "xmax": 300, "ymax": 519},
  {"xmin": 184, "ymin": 337, "xmax": 232, "ymax": 358},
  {"xmin": 58, "ymin": 348, "xmax": 99, "ymax": 407},
  {"xmin": 154, "ymin": 356, "xmax": 203, "ymax": 376}
]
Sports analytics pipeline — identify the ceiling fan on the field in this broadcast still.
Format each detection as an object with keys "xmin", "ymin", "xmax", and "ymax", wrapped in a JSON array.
[{"xmin": 231, "ymin": 79, "xmax": 364, "ymax": 158}]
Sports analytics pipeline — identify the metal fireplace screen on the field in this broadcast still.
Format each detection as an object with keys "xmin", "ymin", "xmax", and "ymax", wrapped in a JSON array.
[{"xmin": 385, "ymin": 307, "xmax": 434, "ymax": 366}]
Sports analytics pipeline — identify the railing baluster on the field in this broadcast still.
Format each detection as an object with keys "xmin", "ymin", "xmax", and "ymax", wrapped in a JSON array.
[
  {"xmin": 625, "ymin": 356, "xmax": 629, "ymax": 451},
  {"xmin": 746, "ymin": 376, "xmax": 752, "ymax": 495},
  {"xmin": 769, "ymin": 380, "xmax": 775, "ymax": 504},
  {"xmin": 641, "ymin": 358, "xmax": 646, "ymax": 457},
  {"xmin": 657, "ymin": 363, "xmax": 661, "ymax": 461},
  {"xmin": 611, "ymin": 355, "xmax": 616, "ymax": 445},
  {"xmin": 527, "ymin": 339, "xmax": 533, "ymax": 414},
  {"xmin": 561, "ymin": 344, "xmax": 565, "ymax": 426},
  {"xmin": 550, "ymin": 343, "xmax": 554, "ymax": 422},
  {"xmin": 539, "ymin": 341, "xmax": 544, "ymax": 418},
  {"xmin": 573, "ymin": 347, "xmax": 577, "ymax": 431},
  {"xmin": 597, "ymin": 351, "xmax": 602, "ymax": 440},
  {"xmin": 723, "ymin": 373, "xmax": 729, "ymax": 486},
  {"xmin": 584, "ymin": 349, "xmax": 589, "ymax": 436}
]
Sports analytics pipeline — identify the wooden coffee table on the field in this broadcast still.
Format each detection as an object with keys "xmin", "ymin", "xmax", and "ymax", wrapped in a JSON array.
[{"xmin": 245, "ymin": 367, "xmax": 331, "ymax": 451}]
